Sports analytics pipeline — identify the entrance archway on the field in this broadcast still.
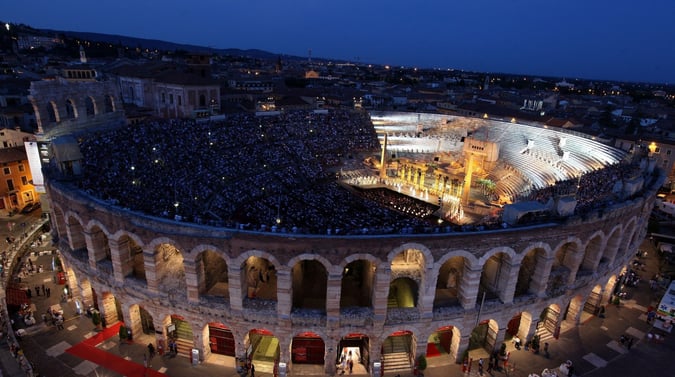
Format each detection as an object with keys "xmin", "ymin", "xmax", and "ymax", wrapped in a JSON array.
[
  {"xmin": 337, "ymin": 334, "xmax": 369, "ymax": 374},
  {"xmin": 291, "ymin": 332, "xmax": 324, "ymax": 365},
  {"xmin": 382, "ymin": 330, "xmax": 414, "ymax": 374},
  {"xmin": 246, "ymin": 329, "xmax": 280, "ymax": 375},
  {"xmin": 209, "ymin": 322, "xmax": 235, "ymax": 356},
  {"xmin": 426, "ymin": 325, "xmax": 459, "ymax": 363},
  {"xmin": 468, "ymin": 320, "xmax": 498, "ymax": 358}
]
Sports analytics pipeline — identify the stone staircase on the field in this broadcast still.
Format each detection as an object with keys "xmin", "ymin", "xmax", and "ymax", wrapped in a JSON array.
[
  {"xmin": 382, "ymin": 336, "xmax": 411, "ymax": 374},
  {"xmin": 173, "ymin": 319, "xmax": 194, "ymax": 358}
]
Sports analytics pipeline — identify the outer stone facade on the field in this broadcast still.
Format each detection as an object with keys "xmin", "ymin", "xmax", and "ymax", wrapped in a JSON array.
[{"xmin": 46, "ymin": 164, "xmax": 664, "ymax": 375}]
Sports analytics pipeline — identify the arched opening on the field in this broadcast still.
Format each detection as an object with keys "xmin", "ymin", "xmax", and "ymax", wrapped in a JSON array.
[
  {"xmin": 100, "ymin": 292, "xmax": 123, "ymax": 326},
  {"xmin": 602, "ymin": 228, "xmax": 622, "ymax": 268},
  {"xmin": 104, "ymin": 95, "xmax": 114, "ymax": 113},
  {"xmin": 65, "ymin": 98, "xmax": 77, "ymax": 119},
  {"xmin": 579, "ymin": 235, "xmax": 603, "ymax": 277},
  {"xmin": 85, "ymin": 96, "xmax": 96, "ymax": 116},
  {"xmin": 243, "ymin": 256, "xmax": 276, "ymax": 304},
  {"xmin": 515, "ymin": 249, "xmax": 539, "ymax": 298},
  {"xmin": 245, "ymin": 329, "xmax": 280, "ymax": 375},
  {"xmin": 340, "ymin": 259, "xmax": 375, "ymax": 309},
  {"xmin": 426, "ymin": 325, "xmax": 459, "ymax": 363},
  {"xmin": 166, "ymin": 314, "xmax": 193, "ymax": 358},
  {"xmin": 506, "ymin": 312, "xmax": 532, "ymax": 344},
  {"xmin": 536, "ymin": 304, "xmax": 561, "ymax": 340},
  {"xmin": 336, "ymin": 334, "xmax": 369, "ymax": 374},
  {"xmin": 197, "ymin": 250, "xmax": 229, "ymax": 301},
  {"xmin": 46, "ymin": 101, "xmax": 58, "ymax": 123},
  {"xmin": 434, "ymin": 256, "xmax": 464, "ymax": 309},
  {"xmin": 65, "ymin": 216, "xmax": 86, "ymax": 252},
  {"xmin": 583, "ymin": 285, "xmax": 603, "ymax": 319},
  {"xmin": 155, "ymin": 243, "xmax": 186, "ymax": 300},
  {"xmin": 128, "ymin": 304, "xmax": 155, "ymax": 346},
  {"xmin": 208, "ymin": 322, "xmax": 235, "ymax": 356},
  {"xmin": 291, "ymin": 260, "xmax": 326, "ymax": 311},
  {"xmin": 90, "ymin": 225, "xmax": 111, "ymax": 273},
  {"xmin": 119, "ymin": 235, "xmax": 146, "ymax": 285},
  {"xmin": 468, "ymin": 320, "xmax": 498, "ymax": 361},
  {"xmin": 291, "ymin": 331, "xmax": 324, "ymax": 365},
  {"xmin": 548, "ymin": 242, "xmax": 578, "ymax": 297},
  {"xmin": 479, "ymin": 252, "xmax": 510, "ymax": 303},
  {"xmin": 382, "ymin": 330, "xmax": 414, "ymax": 375},
  {"xmin": 388, "ymin": 277, "xmax": 418, "ymax": 308}
]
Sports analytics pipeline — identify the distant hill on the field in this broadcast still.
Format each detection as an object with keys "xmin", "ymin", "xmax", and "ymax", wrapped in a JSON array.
[{"xmin": 41, "ymin": 28, "xmax": 294, "ymax": 60}]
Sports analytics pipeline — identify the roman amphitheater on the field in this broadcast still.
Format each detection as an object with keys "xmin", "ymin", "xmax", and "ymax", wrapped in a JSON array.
[{"xmin": 40, "ymin": 96, "xmax": 665, "ymax": 376}]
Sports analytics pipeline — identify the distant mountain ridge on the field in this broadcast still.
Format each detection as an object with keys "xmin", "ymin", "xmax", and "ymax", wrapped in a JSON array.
[{"xmin": 42, "ymin": 28, "xmax": 297, "ymax": 60}]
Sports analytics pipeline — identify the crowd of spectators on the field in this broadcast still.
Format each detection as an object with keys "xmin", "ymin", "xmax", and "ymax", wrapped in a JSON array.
[
  {"xmin": 74, "ymin": 108, "xmax": 641, "ymax": 234},
  {"xmin": 77, "ymin": 109, "xmax": 442, "ymax": 235}
]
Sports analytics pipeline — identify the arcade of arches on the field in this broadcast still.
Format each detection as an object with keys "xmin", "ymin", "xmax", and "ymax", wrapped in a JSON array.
[{"xmin": 53, "ymin": 196, "xmax": 645, "ymax": 375}]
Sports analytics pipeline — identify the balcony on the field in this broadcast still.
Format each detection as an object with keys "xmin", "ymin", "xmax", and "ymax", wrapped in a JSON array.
[
  {"xmin": 340, "ymin": 307, "xmax": 374, "ymax": 326},
  {"xmin": 290, "ymin": 308, "xmax": 326, "ymax": 327}
]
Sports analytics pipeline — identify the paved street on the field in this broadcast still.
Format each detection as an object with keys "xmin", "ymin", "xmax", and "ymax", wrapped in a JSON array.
[{"xmin": 0, "ymin": 211, "xmax": 672, "ymax": 377}]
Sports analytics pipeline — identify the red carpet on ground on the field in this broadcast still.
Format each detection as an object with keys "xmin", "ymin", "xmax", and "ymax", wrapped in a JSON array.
[
  {"xmin": 426, "ymin": 342, "xmax": 441, "ymax": 357},
  {"xmin": 66, "ymin": 322, "xmax": 168, "ymax": 377}
]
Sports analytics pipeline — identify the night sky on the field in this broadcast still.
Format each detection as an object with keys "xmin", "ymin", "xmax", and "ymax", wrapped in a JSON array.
[{"xmin": 3, "ymin": 1, "xmax": 674, "ymax": 84}]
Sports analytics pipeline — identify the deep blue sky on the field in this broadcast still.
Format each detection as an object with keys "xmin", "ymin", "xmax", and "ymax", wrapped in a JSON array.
[{"xmin": 4, "ymin": 1, "xmax": 674, "ymax": 84}]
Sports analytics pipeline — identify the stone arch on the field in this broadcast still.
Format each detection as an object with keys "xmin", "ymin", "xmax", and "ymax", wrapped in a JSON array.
[
  {"xmin": 237, "ymin": 250, "xmax": 282, "ymax": 305},
  {"xmin": 388, "ymin": 277, "xmax": 418, "ymax": 308},
  {"xmin": 46, "ymin": 100, "xmax": 59, "ymax": 123},
  {"xmin": 468, "ymin": 319, "xmax": 499, "ymax": 355},
  {"xmin": 51, "ymin": 204, "xmax": 67, "ymax": 242},
  {"xmin": 339, "ymin": 256, "xmax": 377, "ymax": 309},
  {"xmin": 111, "ymin": 231, "xmax": 147, "ymax": 285},
  {"xmin": 88, "ymin": 223, "xmax": 112, "ymax": 271},
  {"xmin": 194, "ymin": 247, "xmax": 230, "ymax": 300},
  {"xmin": 426, "ymin": 325, "xmax": 461, "ymax": 362},
  {"xmin": 290, "ymin": 330, "xmax": 326, "ymax": 366},
  {"xmin": 85, "ymin": 96, "xmax": 96, "ymax": 116},
  {"xmin": 104, "ymin": 94, "xmax": 115, "ymax": 113},
  {"xmin": 152, "ymin": 242, "xmax": 186, "ymax": 301},
  {"xmin": 65, "ymin": 212, "xmax": 86, "ymax": 251},
  {"xmin": 65, "ymin": 98, "xmax": 78, "ymax": 119},
  {"xmin": 616, "ymin": 218, "xmax": 638, "ymax": 265},
  {"xmin": 388, "ymin": 243, "xmax": 434, "ymax": 270},
  {"xmin": 478, "ymin": 247, "xmax": 516, "ymax": 303},
  {"xmin": 433, "ymin": 255, "xmax": 467, "ymax": 309},
  {"xmin": 291, "ymin": 258, "xmax": 327, "ymax": 311},
  {"xmin": 515, "ymin": 244, "xmax": 549, "ymax": 299},
  {"xmin": 602, "ymin": 226, "xmax": 622, "ymax": 268},
  {"xmin": 550, "ymin": 238, "xmax": 583, "ymax": 292},
  {"xmin": 579, "ymin": 231, "xmax": 605, "ymax": 274}
]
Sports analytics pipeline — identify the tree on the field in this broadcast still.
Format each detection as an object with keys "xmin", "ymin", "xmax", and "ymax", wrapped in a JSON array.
[
  {"xmin": 91, "ymin": 311, "xmax": 102, "ymax": 330},
  {"xmin": 416, "ymin": 354, "xmax": 427, "ymax": 373},
  {"xmin": 119, "ymin": 324, "xmax": 129, "ymax": 341}
]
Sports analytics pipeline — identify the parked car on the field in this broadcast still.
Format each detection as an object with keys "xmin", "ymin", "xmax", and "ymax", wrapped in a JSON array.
[{"xmin": 20, "ymin": 202, "xmax": 41, "ymax": 214}]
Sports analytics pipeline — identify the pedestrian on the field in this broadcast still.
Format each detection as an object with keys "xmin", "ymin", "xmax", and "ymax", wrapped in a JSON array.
[
  {"xmin": 46, "ymin": 287, "xmax": 50, "ymax": 297},
  {"xmin": 41, "ymin": 284, "xmax": 45, "ymax": 295},
  {"xmin": 349, "ymin": 359, "xmax": 353, "ymax": 374},
  {"xmin": 478, "ymin": 358, "xmax": 484, "ymax": 376},
  {"xmin": 250, "ymin": 363, "xmax": 255, "ymax": 377},
  {"xmin": 544, "ymin": 342, "xmax": 550, "ymax": 358},
  {"xmin": 148, "ymin": 343, "xmax": 155, "ymax": 358},
  {"xmin": 487, "ymin": 358, "xmax": 494, "ymax": 375},
  {"xmin": 627, "ymin": 337, "xmax": 634, "ymax": 350},
  {"xmin": 35, "ymin": 286, "xmax": 40, "ymax": 296}
]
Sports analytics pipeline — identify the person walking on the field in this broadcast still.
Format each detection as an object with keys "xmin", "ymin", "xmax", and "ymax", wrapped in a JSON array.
[
  {"xmin": 478, "ymin": 358, "xmax": 484, "ymax": 376},
  {"xmin": 250, "ymin": 363, "xmax": 255, "ymax": 377}
]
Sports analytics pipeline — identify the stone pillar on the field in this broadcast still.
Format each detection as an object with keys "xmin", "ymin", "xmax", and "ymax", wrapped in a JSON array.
[
  {"xmin": 78, "ymin": 279, "xmax": 94, "ymax": 308},
  {"xmin": 372, "ymin": 266, "xmax": 391, "ymax": 323},
  {"xmin": 228, "ymin": 264, "xmax": 243, "ymax": 313},
  {"xmin": 530, "ymin": 254, "xmax": 554, "ymax": 298},
  {"xmin": 193, "ymin": 325, "xmax": 206, "ymax": 361},
  {"xmin": 459, "ymin": 263, "xmax": 482, "ymax": 309},
  {"xmin": 144, "ymin": 248, "xmax": 159, "ymax": 294},
  {"xmin": 184, "ymin": 259, "xmax": 200, "ymax": 304},
  {"xmin": 326, "ymin": 272, "xmax": 342, "ymax": 321},
  {"xmin": 419, "ymin": 267, "xmax": 436, "ymax": 320},
  {"xmin": 277, "ymin": 334, "xmax": 291, "ymax": 366},
  {"xmin": 276, "ymin": 269, "xmax": 292, "ymax": 319},
  {"xmin": 324, "ymin": 338, "xmax": 339, "ymax": 376},
  {"xmin": 84, "ymin": 228, "xmax": 107, "ymax": 270},
  {"xmin": 126, "ymin": 303, "xmax": 142, "ymax": 341},
  {"xmin": 499, "ymin": 259, "xmax": 520, "ymax": 304},
  {"xmin": 109, "ymin": 237, "xmax": 130, "ymax": 284}
]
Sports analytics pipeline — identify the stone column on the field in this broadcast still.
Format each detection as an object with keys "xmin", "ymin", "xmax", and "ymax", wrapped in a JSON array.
[
  {"xmin": 459, "ymin": 263, "xmax": 482, "ymax": 310},
  {"xmin": 193, "ymin": 325, "xmax": 206, "ymax": 361},
  {"xmin": 109, "ymin": 237, "xmax": 130, "ymax": 284},
  {"xmin": 372, "ymin": 266, "xmax": 391, "ymax": 323},
  {"xmin": 326, "ymin": 272, "xmax": 342, "ymax": 322},
  {"xmin": 499, "ymin": 259, "xmax": 520, "ymax": 304},
  {"xmin": 228, "ymin": 263, "xmax": 244, "ymax": 313},
  {"xmin": 276, "ymin": 269, "xmax": 292, "ymax": 319},
  {"xmin": 419, "ymin": 267, "xmax": 436, "ymax": 320},
  {"xmin": 144, "ymin": 248, "xmax": 159, "ymax": 294},
  {"xmin": 184, "ymin": 259, "xmax": 200, "ymax": 304},
  {"xmin": 530, "ymin": 254, "xmax": 554, "ymax": 298},
  {"xmin": 84, "ymin": 228, "xmax": 107, "ymax": 270},
  {"xmin": 77, "ymin": 279, "xmax": 94, "ymax": 307}
]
